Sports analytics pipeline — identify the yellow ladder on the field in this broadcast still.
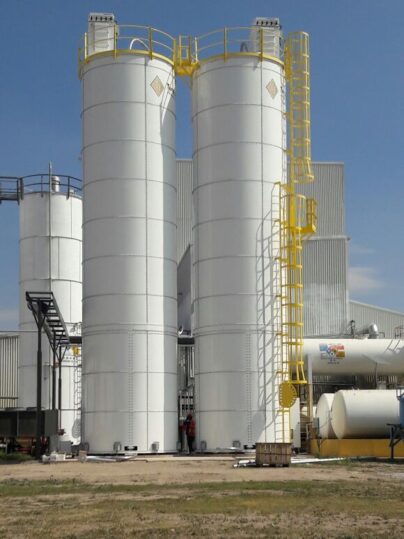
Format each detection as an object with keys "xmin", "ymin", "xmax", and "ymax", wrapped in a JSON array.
[{"xmin": 277, "ymin": 32, "xmax": 316, "ymax": 420}]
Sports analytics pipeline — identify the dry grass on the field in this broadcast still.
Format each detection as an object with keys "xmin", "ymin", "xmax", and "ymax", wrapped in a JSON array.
[{"xmin": 0, "ymin": 472, "xmax": 404, "ymax": 538}]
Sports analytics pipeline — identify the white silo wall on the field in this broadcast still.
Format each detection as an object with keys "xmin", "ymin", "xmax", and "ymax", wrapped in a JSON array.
[
  {"xmin": 19, "ymin": 192, "xmax": 82, "ymax": 443},
  {"xmin": 81, "ymin": 55, "xmax": 177, "ymax": 453},
  {"xmin": 192, "ymin": 56, "xmax": 287, "ymax": 449}
]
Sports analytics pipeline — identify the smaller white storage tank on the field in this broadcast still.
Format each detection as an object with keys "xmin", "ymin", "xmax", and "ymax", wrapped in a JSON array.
[
  {"xmin": 315, "ymin": 393, "xmax": 336, "ymax": 439},
  {"xmin": 331, "ymin": 390, "xmax": 400, "ymax": 439},
  {"xmin": 19, "ymin": 174, "xmax": 82, "ymax": 443}
]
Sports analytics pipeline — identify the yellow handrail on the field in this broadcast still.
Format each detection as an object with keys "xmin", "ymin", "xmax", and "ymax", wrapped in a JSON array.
[
  {"xmin": 78, "ymin": 25, "xmax": 285, "ymax": 78},
  {"xmin": 78, "ymin": 24, "xmax": 176, "ymax": 78}
]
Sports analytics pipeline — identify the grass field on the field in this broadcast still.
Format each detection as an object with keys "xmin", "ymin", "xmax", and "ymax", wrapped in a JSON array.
[{"xmin": 1, "ymin": 467, "xmax": 404, "ymax": 538}]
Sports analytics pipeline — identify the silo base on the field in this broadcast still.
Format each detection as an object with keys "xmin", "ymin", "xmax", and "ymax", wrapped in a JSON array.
[{"xmin": 309, "ymin": 438, "xmax": 404, "ymax": 458}]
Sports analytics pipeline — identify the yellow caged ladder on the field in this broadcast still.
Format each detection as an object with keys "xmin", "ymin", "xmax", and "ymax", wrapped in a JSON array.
[{"xmin": 277, "ymin": 32, "xmax": 316, "ymax": 414}]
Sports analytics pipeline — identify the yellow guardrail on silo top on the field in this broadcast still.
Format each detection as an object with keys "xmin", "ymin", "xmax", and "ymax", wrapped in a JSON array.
[
  {"xmin": 175, "ymin": 26, "xmax": 284, "ymax": 75},
  {"xmin": 78, "ymin": 25, "xmax": 177, "ymax": 78},
  {"xmin": 78, "ymin": 25, "xmax": 286, "ymax": 78}
]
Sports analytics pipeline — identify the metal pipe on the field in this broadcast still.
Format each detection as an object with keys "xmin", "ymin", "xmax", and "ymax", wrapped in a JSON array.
[
  {"xmin": 58, "ymin": 346, "xmax": 62, "ymax": 429},
  {"xmin": 35, "ymin": 308, "xmax": 44, "ymax": 461},
  {"xmin": 52, "ymin": 335, "xmax": 56, "ymax": 410}
]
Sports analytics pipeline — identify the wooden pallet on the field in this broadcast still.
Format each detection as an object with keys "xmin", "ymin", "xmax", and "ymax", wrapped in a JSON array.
[{"xmin": 255, "ymin": 442, "xmax": 292, "ymax": 467}]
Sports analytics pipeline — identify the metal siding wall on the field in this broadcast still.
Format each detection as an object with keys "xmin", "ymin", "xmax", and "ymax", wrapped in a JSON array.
[
  {"xmin": 176, "ymin": 160, "xmax": 350, "ymax": 337},
  {"xmin": 177, "ymin": 161, "xmax": 345, "ymax": 253},
  {"xmin": 296, "ymin": 163, "xmax": 344, "ymax": 237},
  {"xmin": 177, "ymin": 160, "xmax": 193, "ymax": 262},
  {"xmin": 0, "ymin": 335, "xmax": 18, "ymax": 408},
  {"xmin": 303, "ymin": 238, "xmax": 348, "ymax": 337},
  {"xmin": 349, "ymin": 301, "xmax": 404, "ymax": 339}
]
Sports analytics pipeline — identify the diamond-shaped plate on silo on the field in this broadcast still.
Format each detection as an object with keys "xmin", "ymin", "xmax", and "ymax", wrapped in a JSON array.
[
  {"xmin": 266, "ymin": 79, "xmax": 278, "ymax": 99},
  {"xmin": 150, "ymin": 76, "xmax": 164, "ymax": 97}
]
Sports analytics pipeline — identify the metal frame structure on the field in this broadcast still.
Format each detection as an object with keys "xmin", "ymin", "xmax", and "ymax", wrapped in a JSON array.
[{"xmin": 25, "ymin": 291, "xmax": 70, "ymax": 459}]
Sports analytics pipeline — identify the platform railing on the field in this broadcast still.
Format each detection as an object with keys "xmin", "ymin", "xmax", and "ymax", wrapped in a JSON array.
[
  {"xmin": 78, "ymin": 25, "xmax": 176, "ymax": 77},
  {"xmin": 0, "ymin": 174, "xmax": 82, "ymax": 203},
  {"xmin": 78, "ymin": 25, "xmax": 285, "ymax": 78}
]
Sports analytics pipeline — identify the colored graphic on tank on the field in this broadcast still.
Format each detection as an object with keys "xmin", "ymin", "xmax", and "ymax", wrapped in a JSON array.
[{"xmin": 319, "ymin": 343, "xmax": 345, "ymax": 363}]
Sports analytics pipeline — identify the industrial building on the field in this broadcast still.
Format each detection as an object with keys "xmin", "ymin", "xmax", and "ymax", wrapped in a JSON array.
[{"xmin": 0, "ymin": 13, "xmax": 404, "ymax": 460}]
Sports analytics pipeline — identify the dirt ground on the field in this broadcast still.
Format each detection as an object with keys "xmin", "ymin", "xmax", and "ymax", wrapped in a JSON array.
[
  {"xmin": 0, "ymin": 455, "xmax": 403, "ymax": 484},
  {"xmin": 1, "ymin": 458, "xmax": 404, "ymax": 538}
]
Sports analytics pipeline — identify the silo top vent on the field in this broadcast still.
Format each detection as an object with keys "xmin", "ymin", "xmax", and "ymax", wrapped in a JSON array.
[
  {"xmin": 88, "ymin": 13, "xmax": 115, "ymax": 23},
  {"xmin": 252, "ymin": 17, "xmax": 281, "ymax": 29}
]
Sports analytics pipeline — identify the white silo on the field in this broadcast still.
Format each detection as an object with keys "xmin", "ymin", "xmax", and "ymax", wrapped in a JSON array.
[
  {"xmin": 80, "ymin": 16, "xmax": 177, "ymax": 453},
  {"xmin": 191, "ymin": 20, "xmax": 288, "ymax": 449},
  {"xmin": 19, "ymin": 176, "xmax": 82, "ymax": 443}
]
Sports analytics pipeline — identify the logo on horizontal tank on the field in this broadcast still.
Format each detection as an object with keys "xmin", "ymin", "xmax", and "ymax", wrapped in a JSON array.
[{"xmin": 319, "ymin": 343, "xmax": 345, "ymax": 363}]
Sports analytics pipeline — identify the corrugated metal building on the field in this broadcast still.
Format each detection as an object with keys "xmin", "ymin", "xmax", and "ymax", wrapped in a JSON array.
[
  {"xmin": 0, "ymin": 334, "xmax": 18, "ymax": 408},
  {"xmin": 177, "ymin": 160, "xmax": 352, "ymax": 336},
  {"xmin": 296, "ymin": 162, "xmax": 349, "ymax": 336},
  {"xmin": 349, "ymin": 300, "xmax": 404, "ymax": 339},
  {"xmin": 176, "ymin": 159, "xmax": 404, "ymax": 337},
  {"xmin": 177, "ymin": 160, "xmax": 193, "ymax": 263}
]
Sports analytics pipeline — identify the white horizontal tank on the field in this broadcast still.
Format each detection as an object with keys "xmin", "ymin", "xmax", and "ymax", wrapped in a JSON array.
[
  {"xmin": 192, "ymin": 22, "xmax": 287, "ymax": 449},
  {"xmin": 81, "ymin": 17, "xmax": 177, "ymax": 453},
  {"xmin": 315, "ymin": 393, "xmax": 336, "ymax": 439},
  {"xmin": 19, "ymin": 183, "xmax": 82, "ymax": 443},
  {"xmin": 304, "ymin": 339, "xmax": 404, "ymax": 375},
  {"xmin": 331, "ymin": 390, "xmax": 400, "ymax": 439}
]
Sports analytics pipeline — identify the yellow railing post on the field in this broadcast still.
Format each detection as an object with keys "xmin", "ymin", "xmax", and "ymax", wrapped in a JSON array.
[
  {"xmin": 188, "ymin": 35, "xmax": 192, "ymax": 63},
  {"xmin": 223, "ymin": 27, "xmax": 227, "ymax": 61},
  {"xmin": 148, "ymin": 27, "xmax": 153, "ymax": 59},
  {"xmin": 84, "ymin": 32, "xmax": 88, "ymax": 60},
  {"xmin": 114, "ymin": 26, "xmax": 117, "ymax": 58},
  {"xmin": 194, "ymin": 36, "xmax": 198, "ymax": 62},
  {"xmin": 259, "ymin": 27, "xmax": 264, "ymax": 61}
]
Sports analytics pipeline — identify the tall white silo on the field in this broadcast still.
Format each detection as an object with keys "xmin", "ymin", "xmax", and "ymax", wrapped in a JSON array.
[
  {"xmin": 80, "ymin": 16, "xmax": 177, "ymax": 453},
  {"xmin": 19, "ymin": 179, "xmax": 82, "ymax": 443},
  {"xmin": 192, "ymin": 20, "xmax": 288, "ymax": 449}
]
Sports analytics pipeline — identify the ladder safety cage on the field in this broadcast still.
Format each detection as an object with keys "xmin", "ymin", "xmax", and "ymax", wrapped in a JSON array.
[{"xmin": 277, "ymin": 31, "xmax": 316, "ymax": 407}]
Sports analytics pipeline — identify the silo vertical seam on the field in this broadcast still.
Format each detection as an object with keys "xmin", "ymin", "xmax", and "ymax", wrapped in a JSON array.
[
  {"xmin": 259, "ymin": 59, "xmax": 268, "ymax": 442},
  {"xmin": 245, "ymin": 332, "xmax": 252, "ymax": 444},
  {"xmin": 128, "ymin": 331, "xmax": 134, "ymax": 447},
  {"xmin": 144, "ymin": 61, "xmax": 149, "ymax": 448}
]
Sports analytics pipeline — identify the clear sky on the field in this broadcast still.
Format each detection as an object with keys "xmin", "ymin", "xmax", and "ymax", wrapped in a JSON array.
[{"xmin": 0, "ymin": 0, "xmax": 403, "ymax": 329}]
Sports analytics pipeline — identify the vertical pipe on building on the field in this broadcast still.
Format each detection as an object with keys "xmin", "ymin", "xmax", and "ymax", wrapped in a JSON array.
[{"xmin": 35, "ymin": 309, "xmax": 43, "ymax": 461}]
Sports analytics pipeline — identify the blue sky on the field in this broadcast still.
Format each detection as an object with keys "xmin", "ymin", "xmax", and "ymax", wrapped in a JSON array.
[{"xmin": 0, "ymin": 0, "xmax": 403, "ymax": 329}]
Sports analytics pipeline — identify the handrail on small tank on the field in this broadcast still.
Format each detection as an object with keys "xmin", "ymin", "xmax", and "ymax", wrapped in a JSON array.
[{"xmin": 0, "ymin": 174, "xmax": 82, "ymax": 203}]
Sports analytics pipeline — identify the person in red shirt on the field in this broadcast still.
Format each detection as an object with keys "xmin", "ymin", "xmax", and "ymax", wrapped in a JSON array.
[{"xmin": 183, "ymin": 413, "xmax": 196, "ymax": 454}]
